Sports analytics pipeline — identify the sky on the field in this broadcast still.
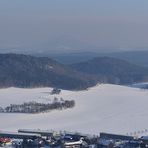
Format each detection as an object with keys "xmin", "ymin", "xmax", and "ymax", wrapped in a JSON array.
[{"xmin": 0, "ymin": 0, "xmax": 148, "ymax": 54}]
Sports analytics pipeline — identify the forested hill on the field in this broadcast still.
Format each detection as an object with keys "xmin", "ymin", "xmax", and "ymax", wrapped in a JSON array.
[
  {"xmin": 70, "ymin": 57, "xmax": 148, "ymax": 84},
  {"xmin": 0, "ymin": 53, "xmax": 96, "ymax": 90},
  {"xmin": 1, "ymin": 54, "xmax": 148, "ymax": 90}
]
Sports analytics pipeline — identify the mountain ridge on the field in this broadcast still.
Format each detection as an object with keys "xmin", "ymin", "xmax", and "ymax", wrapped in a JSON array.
[
  {"xmin": 1, "ymin": 53, "xmax": 148, "ymax": 89},
  {"xmin": 70, "ymin": 56, "xmax": 148, "ymax": 84},
  {"xmin": 0, "ymin": 53, "xmax": 96, "ymax": 90}
]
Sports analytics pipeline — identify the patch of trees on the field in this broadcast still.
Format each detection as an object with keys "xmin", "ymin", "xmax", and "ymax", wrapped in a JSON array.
[
  {"xmin": 0, "ymin": 98, "xmax": 75, "ymax": 113},
  {"xmin": 50, "ymin": 88, "xmax": 61, "ymax": 95}
]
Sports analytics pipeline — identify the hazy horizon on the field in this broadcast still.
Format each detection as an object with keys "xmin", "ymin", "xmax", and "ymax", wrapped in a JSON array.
[{"xmin": 0, "ymin": 0, "xmax": 148, "ymax": 54}]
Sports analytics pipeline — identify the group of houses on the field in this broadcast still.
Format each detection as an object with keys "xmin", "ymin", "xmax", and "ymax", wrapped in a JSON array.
[{"xmin": 0, "ymin": 129, "xmax": 148, "ymax": 147}]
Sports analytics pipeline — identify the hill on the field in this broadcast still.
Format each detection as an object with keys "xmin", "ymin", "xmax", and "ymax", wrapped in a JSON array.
[
  {"xmin": 47, "ymin": 50, "xmax": 148, "ymax": 67},
  {"xmin": 70, "ymin": 57, "xmax": 148, "ymax": 84},
  {"xmin": 103, "ymin": 50, "xmax": 148, "ymax": 68},
  {"xmin": 1, "ymin": 53, "xmax": 148, "ymax": 89},
  {"xmin": 0, "ymin": 53, "xmax": 96, "ymax": 90},
  {"xmin": 0, "ymin": 84, "xmax": 148, "ymax": 136}
]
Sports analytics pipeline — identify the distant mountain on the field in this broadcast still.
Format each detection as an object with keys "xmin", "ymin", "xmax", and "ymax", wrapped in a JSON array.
[
  {"xmin": 0, "ymin": 54, "xmax": 96, "ymax": 90},
  {"xmin": 46, "ymin": 52, "xmax": 98, "ymax": 64},
  {"xmin": 1, "ymin": 54, "xmax": 148, "ymax": 89},
  {"xmin": 103, "ymin": 50, "xmax": 148, "ymax": 68},
  {"xmin": 47, "ymin": 50, "xmax": 148, "ymax": 67},
  {"xmin": 70, "ymin": 57, "xmax": 148, "ymax": 84}
]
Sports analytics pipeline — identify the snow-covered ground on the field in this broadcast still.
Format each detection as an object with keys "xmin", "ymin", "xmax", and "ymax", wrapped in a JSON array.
[{"xmin": 0, "ymin": 84, "xmax": 148, "ymax": 137}]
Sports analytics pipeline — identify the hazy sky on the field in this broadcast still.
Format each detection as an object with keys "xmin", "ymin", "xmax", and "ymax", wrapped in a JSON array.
[{"xmin": 0, "ymin": 0, "xmax": 148, "ymax": 53}]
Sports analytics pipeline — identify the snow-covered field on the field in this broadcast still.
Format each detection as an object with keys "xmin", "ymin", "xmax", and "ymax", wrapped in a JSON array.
[{"xmin": 0, "ymin": 84, "xmax": 148, "ymax": 137}]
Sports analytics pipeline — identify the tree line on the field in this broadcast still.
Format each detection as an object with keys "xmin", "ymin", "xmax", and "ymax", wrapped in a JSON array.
[{"xmin": 0, "ymin": 98, "xmax": 75, "ymax": 113}]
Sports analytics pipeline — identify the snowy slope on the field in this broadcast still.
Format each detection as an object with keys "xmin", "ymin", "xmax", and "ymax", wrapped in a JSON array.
[{"xmin": 0, "ymin": 84, "xmax": 148, "ymax": 136}]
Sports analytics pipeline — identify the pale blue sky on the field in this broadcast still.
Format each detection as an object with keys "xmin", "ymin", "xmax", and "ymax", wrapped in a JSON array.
[{"xmin": 0, "ymin": 0, "xmax": 148, "ymax": 53}]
